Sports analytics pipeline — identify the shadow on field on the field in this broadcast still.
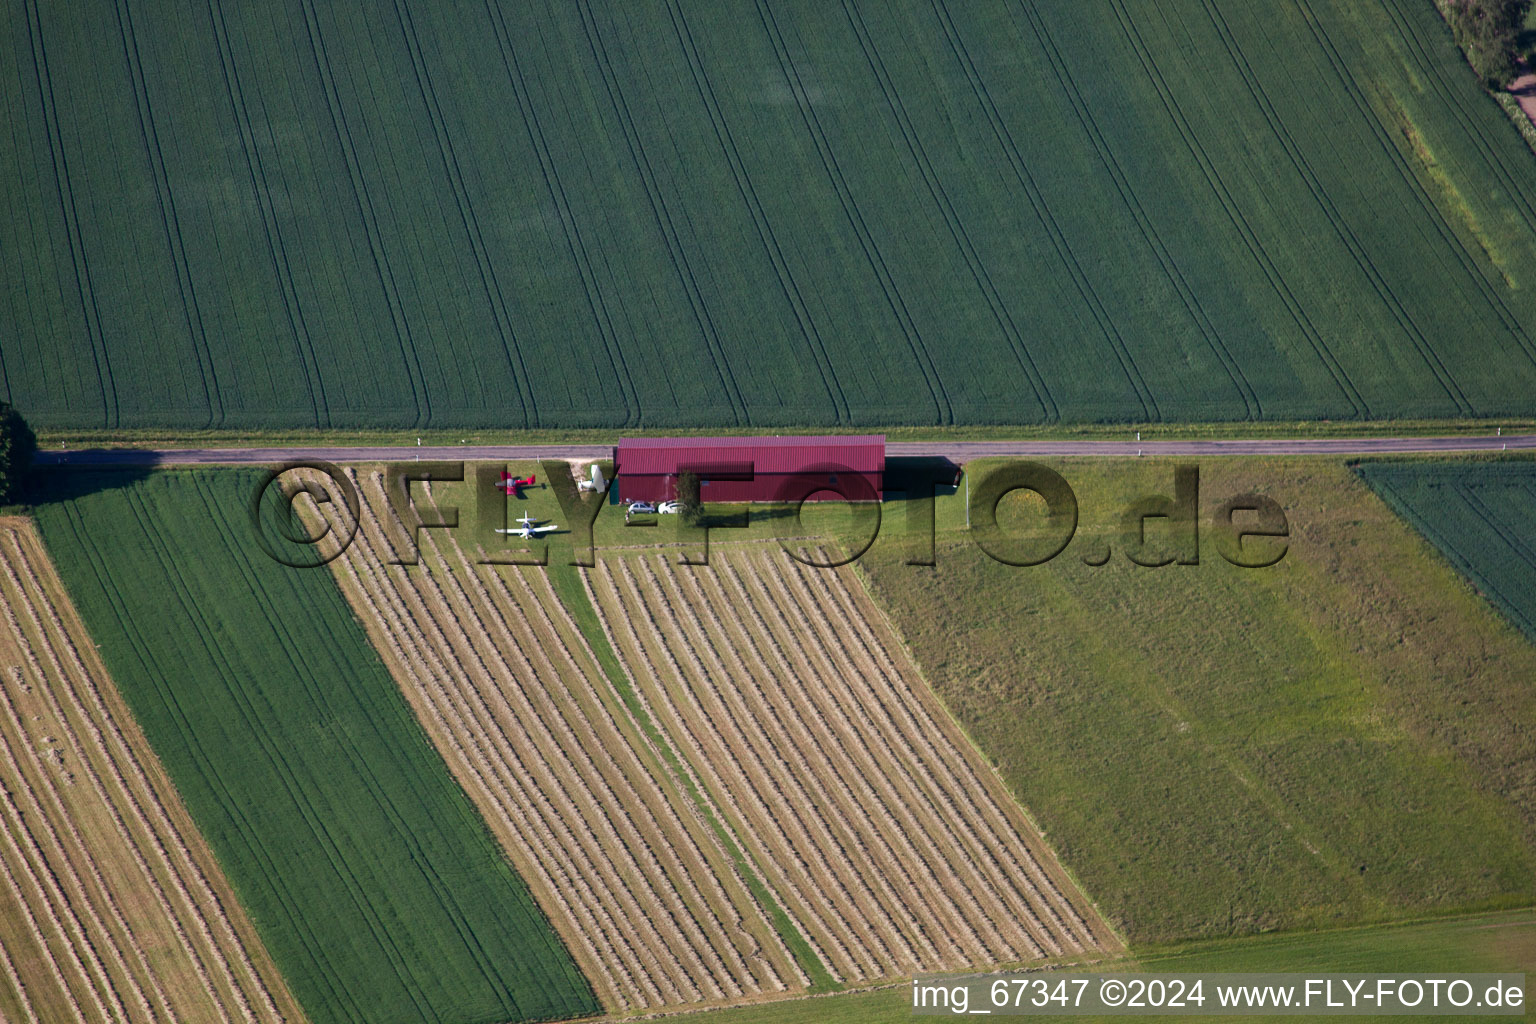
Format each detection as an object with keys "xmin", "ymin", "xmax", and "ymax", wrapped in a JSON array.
[
  {"xmin": 27, "ymin": 461, "xmax": 162, "ymax": 507},
  {"xmin": 676, "ymin": 456, "xmax": 959, "ymax": 528}
]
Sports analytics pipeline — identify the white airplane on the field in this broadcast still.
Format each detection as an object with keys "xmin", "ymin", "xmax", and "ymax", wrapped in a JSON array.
[
  {"xmin": 577, "ymin": 463, "xmax": 607, "ymax": 493},
  {"xmin": 495, "ymin": 513, "xmax": 559, "ymax": 539}
]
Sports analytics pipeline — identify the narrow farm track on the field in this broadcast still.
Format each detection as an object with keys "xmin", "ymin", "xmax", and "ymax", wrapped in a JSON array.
[
  {"xmin": 37, "ymin": 432, "xmax": 1536, "ymax": 468},
  {"xmin": 0, "ymin": 520, "xmax": 302, "ymax": 1024},
  {"xmin": 589, "ymin": 546, "xmax": 1117, "ymax": 983},
  {"xmin": 307, "ymin": 473, "xmax": 803, "ymax": 1013}
]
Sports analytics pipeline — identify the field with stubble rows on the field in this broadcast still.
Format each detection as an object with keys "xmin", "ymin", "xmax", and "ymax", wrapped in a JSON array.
[
  {"xmin": 587, "ymin": 544, "xmax": 1118, "ymax": 984},
  {"xmin": 0, "ymin": 519, "xmax": 305, "ymax": 1024},
  {"xmin": 31, "ymin": 471, "xmax": 599, "ymax": 1024},
  {"xmin": 304, "ymin": 467, "xmax": 811, "ymax": 1015}
]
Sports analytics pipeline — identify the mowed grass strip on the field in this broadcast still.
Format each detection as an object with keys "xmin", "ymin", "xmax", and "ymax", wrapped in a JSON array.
[
  {"xmin": 1355, "ymin": 459, "xmax": 1536, "ymax": 643},
  {"xmin": 31, "ymin": 470, "xmax": 598, "ymax": 1024},
  {"xmin": 858, "ymin": 457, "xmax": 1536, "ymax": 945},
  {"xmin": 657, "ymin": 909, "xmax": 1536, "ymax": 1024}
]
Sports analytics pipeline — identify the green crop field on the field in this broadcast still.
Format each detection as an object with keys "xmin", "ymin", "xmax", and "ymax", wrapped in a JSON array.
[
  {"xmin": 675, "ymin": 909, "xmax": 1536, "ymax": 1024},
  {"xmin": 857, "ymin": 457, "xmax": 1536, "ymax": 945},
  {"xmin": 1356, "ymin": 459, "xmax": 1536, "ymax": 643},
  {"xmin": 5, "ymin": 1, "xmax": 1536, "ymax": 430},
  {"xmin": 31, "ymin": 470, "xmax": 598, "ymax": 1024}
]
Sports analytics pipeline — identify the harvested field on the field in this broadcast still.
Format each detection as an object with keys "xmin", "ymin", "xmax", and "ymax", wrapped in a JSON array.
[
  {"xmin": 0, "ymin": 518, "xmax": 305, "ymax": 1024},
  {"xmin": 309, "ymin": 470, "xmax": 806, "ymax": 1013},
  {"xmin": 588, "ymin": 543, "xmax": 1117, "ymax": 983},
  {"xmin": 34, "ymin": 471, "xmax": 597, "ymax": 1024}
]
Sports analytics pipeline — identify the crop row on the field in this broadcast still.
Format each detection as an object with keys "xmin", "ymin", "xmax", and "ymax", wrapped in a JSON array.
[
  {"xmin": 9, "ymin": 1, "xmax": 1536, "ymax": 428},
  {"xmin": 0, "ymin": 522, "xmax": 297, "ymax": 1024},
  {"xmin": 306, "ymin": 470, "xmax": 802, "ymax": 1012},
  {"xmin": 33, "ymin": 470, "xmax": 599, "ymax": 1024},
  {"xmin": 1355, "ymin": 462, "xmax": 1536, "ymax": 643},
  {"xmin": 590, "ymin": 545, "xmax": 1114, "ymax": 982}
]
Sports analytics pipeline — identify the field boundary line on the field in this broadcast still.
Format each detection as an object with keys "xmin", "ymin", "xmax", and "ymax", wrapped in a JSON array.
[
  {"xmin": 293, "ymin": 0, "xmax": 432, "ymax": 426},
  {"xmin": 772, "ymin": 551, "xmax": 1091, "ymax": 952},
  {"xmin": 933, "ymin": 0, "xmax": 1156, "ymax": 420},
  {"xmin": 643, "ymin": 557, "xmax": 934, "ymax": 971},
  {"xmin": 21, "ymin": 0, "xmax": 118, "ymax": 427},
  {"xmin": 0, "ymin": 551, "xmax": 236, "ymax": 1023},
  {"xmin": 327, "ymin": 505, "xmax": 639, "ymax": 1010},
  {"xmin": 127, "ymin": 480, "xmax": 417, "ymax": 1021},
  {"xmin": 1096, "ymin": 0, "xmax": 1368, "ymax": 418},
  {"xmin": 1366, "ymin": 0, "xmax": 1536, "ymax": 370},
  {"xmin": 388, "ymin": 0, "xmax": 540, "ymax": 427},
  {"xmin": 203, "ymin": 0, "xmax": 328, "ymax": 426},
  {"xmin": 846, "ymin": 550, "xmax": 1128, "ymax": 953},
  {"xmin": 109, "ymin": 0, "xmax": 225, "ymax": 427},
  {"xmin": 705, "ymin": 556, "xmax": 1022, "ymax": 966},
  {"xmin": 0, "ymin": 688, "xmax": 170, "ymax": 1022},
  {"xmin": 584, "ymin": 559, "xmax": 851, "ymax": 986},
  {"xmin": 566, "ymin": 563, "xmax": 830, "ymax": 991},
  {"xmin": 8, "ymin": 529, "xmax": 289, "ymax": 1023},
  {"xmin": 1209, "ymin": 0, "xmax": 1473, "ymax": 413},
  {"xmin": 50, "ymin": 494, "xmax": 359, "ymax": 1018},
  {"xmin": 223, "ymin": 475, "xmax": 530, "ymax": 1012},
  {"xmin": 606, "ymin": 559, "xmax": 887, "ymax": 976}
]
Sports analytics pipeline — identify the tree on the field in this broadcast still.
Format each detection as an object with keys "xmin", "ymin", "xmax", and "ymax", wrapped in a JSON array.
[
  {"xmin": 675, "ymin": 469, "xmax": 704, "ymax": 527},
  {"xmin": 1444, "ymin": 0, "xmax": 1532, "ymax": 86},
  {"xmin": 0, "ymin": 404, "xmax": 35, "ymax": 505}
]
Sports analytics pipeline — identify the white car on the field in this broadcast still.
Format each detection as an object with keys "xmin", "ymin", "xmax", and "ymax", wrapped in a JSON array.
[{"xmin": 656, "ymin": 501, "xmax": 687, "ymax": 514}]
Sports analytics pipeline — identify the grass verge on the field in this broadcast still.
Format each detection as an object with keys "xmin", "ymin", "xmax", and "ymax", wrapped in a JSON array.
[{"xmin": 665, "ymin": 909, "xmax": 1534, "ymax": 1024}]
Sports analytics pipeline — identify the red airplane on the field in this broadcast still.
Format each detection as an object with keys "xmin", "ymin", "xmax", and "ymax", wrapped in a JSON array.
[{"xmin": 496, "ymin": 471, "xmax": 536, "ymax": 498}]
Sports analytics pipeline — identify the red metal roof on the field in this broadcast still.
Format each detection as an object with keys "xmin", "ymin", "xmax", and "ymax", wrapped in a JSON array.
[{"xmin": 616, "ymin": 435, "xmax": 885, "ymax": 476}]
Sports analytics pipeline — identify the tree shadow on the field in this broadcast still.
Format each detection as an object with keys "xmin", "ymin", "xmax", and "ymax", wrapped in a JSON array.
[{"xmin": 26, "ymin": 458, "xmax": 164, "ymax": 507}]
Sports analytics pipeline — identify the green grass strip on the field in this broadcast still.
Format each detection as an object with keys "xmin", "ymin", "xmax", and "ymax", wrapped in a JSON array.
[{"xmin": 544, "ymin": 557, "xmax": 840, "ymax": 993}]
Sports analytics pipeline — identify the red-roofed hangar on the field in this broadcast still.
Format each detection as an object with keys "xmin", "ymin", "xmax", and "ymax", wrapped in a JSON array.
[{"xmin": 614, "ymin": 436, "xmax": 885, "ymax": 503}]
